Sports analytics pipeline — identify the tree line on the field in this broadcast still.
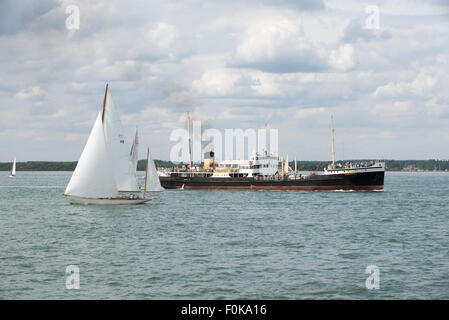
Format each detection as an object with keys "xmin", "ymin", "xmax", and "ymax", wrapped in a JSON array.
[{"xmin": 1, "ymin": 159, "xmax": 449, "ymax": 171}]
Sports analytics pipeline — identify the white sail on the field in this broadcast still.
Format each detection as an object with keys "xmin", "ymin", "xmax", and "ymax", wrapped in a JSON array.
[
  {"xmin": 130, "ymin": 128, "xmax": 139, "ymax": 172},
  {"xmin": 102, "ymin": 89, "xmax": 139, "ymax": 192},
  {"xmin": 65, "ymin": 112, "xmax": 118, "ymax": 198},
  {"xmin": 146, "ymin": 148, "xmax": 164, "ymax": 192},
  {"xmin": 11, "ymin": 158, "xmax": 16, "ymax": 176}
]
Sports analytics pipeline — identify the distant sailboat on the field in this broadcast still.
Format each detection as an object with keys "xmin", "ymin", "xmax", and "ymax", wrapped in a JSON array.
[
  {"xmin": 64, "ymin": 84, "xmax": 151, "ymax": 205},
  {"xmin": 9, "ymin": 157, "xmax": 16, "ymax": 178},
  {"xmin": 143, "ymin": 147, "xmax": 164, "ymax": 194}
]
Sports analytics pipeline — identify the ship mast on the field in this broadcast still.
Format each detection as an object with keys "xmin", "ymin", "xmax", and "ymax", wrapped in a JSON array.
[
  {"xmin": 187, "ymin": 111, "xmax": 192, "ymax": 176},
  {"xmin": 331, "ymin": 115, "xmax": 335, "ymax": 166},
  {"xmin": 294, "ymin": 156, "xmax": 297, "ymax": 178},
  {"xmin": 280, "ymin": 157, "xmax": 284, "ymax": 177}
]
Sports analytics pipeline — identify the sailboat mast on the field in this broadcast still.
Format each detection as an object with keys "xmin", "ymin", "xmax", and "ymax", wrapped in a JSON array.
[
  {"xmin": 144, "ymin": 147, "xmax": 149, "ymax": 195},
  {"xmin": 331, "ymin": 115, "xmax": 335, "ymax": 165},
  {"xmin": 102, "ymin": 84, "xmax": 108, "ymax": 123}
]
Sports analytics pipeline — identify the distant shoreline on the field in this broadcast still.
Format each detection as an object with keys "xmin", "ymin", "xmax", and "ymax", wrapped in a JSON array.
[
  {"xmin": 1, "ymin": 170, "xmax": 448, "ymax": 173},
  {"xmin": 1, "ymin": 159, "xmax": 449, "ymax": 172}
]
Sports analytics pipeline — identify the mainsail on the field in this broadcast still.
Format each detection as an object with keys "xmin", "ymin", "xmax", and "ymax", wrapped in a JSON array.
[
  {"xmin": 102, "ymin": 87, "xmax": 139, "ymax": 192},
  {"xmin": 64, "ymin": 112, "xmax": 118, "ymax": 198},
  {"xmin": 146, "ymin": 147, "xmax": 164, "ymax": 192}
]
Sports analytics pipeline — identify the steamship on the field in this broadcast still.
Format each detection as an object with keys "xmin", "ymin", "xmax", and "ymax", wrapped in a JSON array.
[
  {"xmin": 159, "ymin": 151, "xmax": 385, "ymax": 191},
  {"xmin": 159, "ymin": 116, "xmax": 385, "ymax": 191}
]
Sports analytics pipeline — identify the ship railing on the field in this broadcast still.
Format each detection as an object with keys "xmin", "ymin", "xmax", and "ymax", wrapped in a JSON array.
[
  {"xmin": 158, "ymin": 171, "xmax": 214, "ymax": 178},
  {"xmin": 327, "ymin": 160, "xmax": 383, "ymax": 171}
]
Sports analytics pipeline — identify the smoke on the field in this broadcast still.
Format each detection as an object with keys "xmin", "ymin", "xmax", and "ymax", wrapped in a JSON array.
[{"xmin": 179, "ymin": 107, "xmax": 213, "ymax": 156}]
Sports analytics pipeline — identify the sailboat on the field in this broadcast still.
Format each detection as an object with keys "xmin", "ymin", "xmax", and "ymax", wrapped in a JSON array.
[
  {"xmin": 64, "ymin": 84, "xmax": 151, "ymax": 205},
  {"xmin": 9, "ymin": 157, "xmax": 16, "ymax": 178},
  {"xmin": 142, "ymin": 147, "xmax": 164, "ymax": 193}
]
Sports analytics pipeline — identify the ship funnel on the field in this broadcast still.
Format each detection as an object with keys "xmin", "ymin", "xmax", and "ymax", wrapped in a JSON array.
[{"xmin": 204, "ymin": 151, "xmax": 215, "ymax": 171}]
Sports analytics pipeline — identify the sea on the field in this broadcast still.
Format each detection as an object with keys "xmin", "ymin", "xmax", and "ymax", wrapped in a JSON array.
[{"xmin": 0, "ymin": 171, "xmax": 448, "ymax": 299}]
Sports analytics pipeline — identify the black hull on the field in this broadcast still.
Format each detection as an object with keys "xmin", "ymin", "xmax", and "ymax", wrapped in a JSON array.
[{"xmin": 160, "ymin": 171, "xmax": 384, "ymax": 191}]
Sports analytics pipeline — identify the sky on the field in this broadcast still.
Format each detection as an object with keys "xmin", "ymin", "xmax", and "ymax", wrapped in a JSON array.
[{"xmin": 0, "ymin": 0, "xmax": 448, "ymax": 161}]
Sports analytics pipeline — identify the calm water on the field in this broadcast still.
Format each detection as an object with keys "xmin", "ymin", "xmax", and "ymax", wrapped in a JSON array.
[{"xmin": 0, "ymin": 172, "xmax": 448, "ymax": 299}]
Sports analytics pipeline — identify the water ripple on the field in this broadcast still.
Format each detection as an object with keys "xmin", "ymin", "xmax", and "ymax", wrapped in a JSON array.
[{"xmin": 1, "ymin": 172, "xmax": 448, "ymax": 299}]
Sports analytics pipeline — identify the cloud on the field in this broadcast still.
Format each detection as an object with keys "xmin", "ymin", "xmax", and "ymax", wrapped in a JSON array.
[
  {"xmin": 0, "ymin": 0, "xmax": 58, "ymax": 35},
  {"xmin": 218, "ymin": 108, "xmax": 256, "ymax": 121},
  {"xmin": 425, "ymin": 99, "xmax": 449, "ymax": 117},
  {"xmin": 373, "ymin": 71, "xmax": 437, "ymax": 98},
  {"xmin": 329, "ymin": 44, "xmax": 357, "ymax": 71},
  {"xmin": 192, "ymin": 68, "xmax": 241, "ymax": 97},
  {"xmin": 369, "ymin": 100, "xmax": 416, "ymax": 117},
  {"xmin": 128, "ymin": 23, "xmax": 191, "ymax": 61},
  {"xmin": 165, "ymin": 90, "xmax": 192, "ymax": 104},
  {"xmin": 255, "ymin": 0, "xmax": 325, "ymax": 11},
  {"xmin": 294, "ymin": 107, "xmax": 326, "ymax": 119},
  {"xmin": 232, "ymin": 19, "xmax": 357, "ymax": 73},
  {"xmin": 232, "ymin": 19, "xmax": 329, "ymax": 73},
  {"xmin": 342, "ymin": 20, "xmax": 392, "ymax": 43},
  {"xmin": 15, "ymin": 86, "xmax": 44, "ymax": 100},
  {"xmin": 1, "ymin": 0, "xmax": 449, "ymax": 161}
]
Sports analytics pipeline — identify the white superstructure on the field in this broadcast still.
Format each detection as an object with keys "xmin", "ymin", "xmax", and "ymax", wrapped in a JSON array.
[{"xmin": 211, "ymin": 151, "xmax": 279, "ymax": 178}]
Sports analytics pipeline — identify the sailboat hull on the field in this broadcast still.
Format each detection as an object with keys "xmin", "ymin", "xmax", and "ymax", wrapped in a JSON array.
[
  {"xmin": 9, "ymin": 175, "xmax": 15, "ymax": 178},
  {"xmin": 64, "ymin": 195, "xmax": 151, "ymax": 205}
]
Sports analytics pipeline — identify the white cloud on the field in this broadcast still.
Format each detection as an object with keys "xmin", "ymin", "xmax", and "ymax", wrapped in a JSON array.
[
  {"xmin": 329, "ymin": 44, "xmax": 356, "ymax": 71},
  {"xmin": 368, "ymin": 100, "xmax": 427, "ymax": 119},
  {"xmin": 294, "ymin": 107, "xmax": 326, "ymax": 119},
  {"xmin": 15, "ymin": 86, "xmax": 44, "ymax": 100},
  {"xmin": 165, "ymin": 90, "xmax": 192, "ymax": 104},
  {"xmin": 425, "ymin": 99, "xmax": 448, "ymax": 117},
  {"xmin": 1, "ymin": 0, "xmax": 449, "ymax": 160},
  {"xmin": 233, "ymin": 18, "xmax": 357, "ymax": 73},
  {"xmin": 192, "ymin": 68, "xmax": 242, "ymax": 96},
  {"xmin": 373, "ymin": 71, "xmax": 437, "ymax": 98}
]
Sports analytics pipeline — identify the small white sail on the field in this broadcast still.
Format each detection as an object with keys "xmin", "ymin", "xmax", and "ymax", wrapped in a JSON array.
[
  {"xmin": 146, "ymin": 148, "xmax": 164, "ymax": 192},
  {"xmin": 102, "ymin": 88, "xmax": 139, "ymax": 192},
  {"xmin": 65, "ymin": 112, "xmax": 118, "ymax": 198},
  {"xmin": 10, "ymin": 158, "xmax": 16, "ymax": 177},
  {"xmin": 12, "ymin": 158, "xmax": 16, "ymax": 175}
]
